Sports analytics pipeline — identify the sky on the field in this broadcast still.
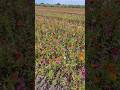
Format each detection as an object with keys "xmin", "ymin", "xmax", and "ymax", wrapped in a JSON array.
[{"xmin": 35, "ymin": 0, "xmax": 85, "ymax": 5}]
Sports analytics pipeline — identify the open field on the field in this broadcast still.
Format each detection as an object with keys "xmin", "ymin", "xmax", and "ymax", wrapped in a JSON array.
[
  {"xmin": 35, "ymin": 6, "xmax": 85, "ymax": 90},
  {"xmin": 35, "ymin": 6, "xmax": 85, "ymax": 15}
]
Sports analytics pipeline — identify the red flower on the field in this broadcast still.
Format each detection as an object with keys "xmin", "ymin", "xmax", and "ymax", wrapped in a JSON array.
[
  {"xmin": 15, "ymin": 51, "xmax": 22, "ymax": 60},
  {"xmin": 91, "ymin": 64, "xmax": 100, "ymax": 69}
]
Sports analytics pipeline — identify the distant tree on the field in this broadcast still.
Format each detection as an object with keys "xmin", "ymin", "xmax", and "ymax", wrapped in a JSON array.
[
  {"xmin": 56, "ymin": 3, "xmax": 61, "ymax": 5},
  {"xmin": 40, "ymin": 3, "xmax": 44, "ymax": 5}
]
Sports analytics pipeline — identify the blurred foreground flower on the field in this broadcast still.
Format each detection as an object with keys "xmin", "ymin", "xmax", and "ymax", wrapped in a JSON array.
[
  {"xmin": 11, "ymin": 72, "xmax": 18, "ymax": 81},
  {"xmin": 106, "ymin": 63, "xmax": 117, "ymax": 73},
  {"xmin": 109, "ymin": 73, "xmax": 117, "ymax": 81},
  {"xmin": 91, "ymin": 64, "xmax": 100, "ymax": 69},
  {"xmin": 106, "ymin": 63, "xmax": 117, "ymax": 81},
  {"xmin": 17, "ymin": 77, "xmax": 25, "ymax": 90}
]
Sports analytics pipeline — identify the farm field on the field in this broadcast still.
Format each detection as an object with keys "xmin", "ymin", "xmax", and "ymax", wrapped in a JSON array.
[
  {"xmin": 35, "ymin": 6, "xmax": 85, "ymax": 90},
  {"xmin": 35, "ymin": 6, "xmax": 85, "ymax": 15}
]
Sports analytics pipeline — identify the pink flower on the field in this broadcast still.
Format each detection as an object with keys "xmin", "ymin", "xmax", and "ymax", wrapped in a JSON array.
[
  {"xmin": 56, "ymin": 60, "xmax": 61, "ymax": 64},
  {"xmin": 80, "ymin": 66, "xmax": 85, "ymax": 79},
  {"xmin": 51, "ymin": 48, "xmax": 55, "ymax": 52}
]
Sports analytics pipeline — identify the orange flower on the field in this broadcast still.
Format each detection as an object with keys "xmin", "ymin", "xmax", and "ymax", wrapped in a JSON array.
[
  {"xmin": 79, "ymin": 51, "xmax": 85, "ymax": 61},
  {"xmin": 106, "ymin": 63, "xmax": 117, "ymax": 81},
  {"xmin": 94, "ymin": 76, "xmax": 101, "ymax": 84}
]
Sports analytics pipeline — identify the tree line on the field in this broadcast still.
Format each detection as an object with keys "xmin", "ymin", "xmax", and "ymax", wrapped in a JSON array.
[{"xmin": 36, "ymin": 3, "xmax": 85, "ymax": 8}]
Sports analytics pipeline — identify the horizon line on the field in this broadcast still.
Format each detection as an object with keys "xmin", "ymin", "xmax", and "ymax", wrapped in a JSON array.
[{"xmin": 35, "ymin": 3, "xmax": 85, "ymax": 5}]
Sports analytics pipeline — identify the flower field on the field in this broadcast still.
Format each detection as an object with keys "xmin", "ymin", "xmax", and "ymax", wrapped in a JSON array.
[{"xmin": 35, "ymin": 6, "xmax": 85, "ymax": 90}]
